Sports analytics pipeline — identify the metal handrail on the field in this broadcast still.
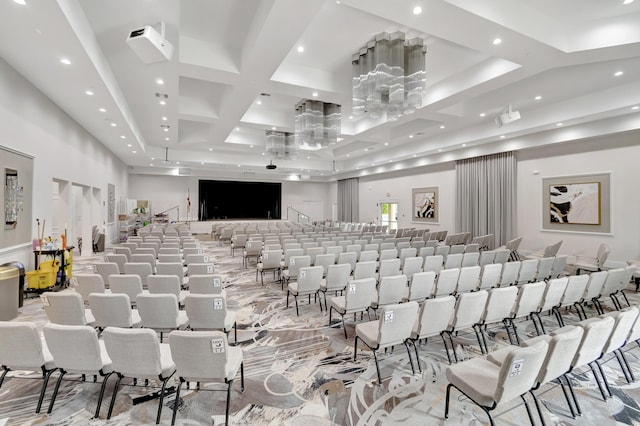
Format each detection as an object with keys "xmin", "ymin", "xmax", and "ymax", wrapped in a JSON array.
[{"xmin": 287, "ymin": 206, "xmax": 312, "ymax": 224}]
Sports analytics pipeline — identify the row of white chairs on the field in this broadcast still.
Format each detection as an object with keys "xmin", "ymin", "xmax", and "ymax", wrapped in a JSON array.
[
  {"xmin": 0, "ymin": 322, "xmax": 241, "ymax": 425},
  {"xmin": 93, "ymin": 261, "xmax": 214, "ymax": 289}
]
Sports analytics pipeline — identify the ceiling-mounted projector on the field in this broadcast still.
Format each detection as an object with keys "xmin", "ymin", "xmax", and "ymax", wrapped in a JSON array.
[
  {"xmin": 494, "ymin": 104, "xmax": 521, "ymax": 128},
  {"xmin": 127, "ymin": 22, "xmax": 173, "ymax": 63},
  {"xmin": 266, "ymin": 161, "xmax": 277, "ymax": 170}
]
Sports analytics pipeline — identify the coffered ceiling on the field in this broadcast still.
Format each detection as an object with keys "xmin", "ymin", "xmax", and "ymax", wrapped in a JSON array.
[{"xmin": 1, "ymin": 0, "xmax": 638, "ymax": 182}]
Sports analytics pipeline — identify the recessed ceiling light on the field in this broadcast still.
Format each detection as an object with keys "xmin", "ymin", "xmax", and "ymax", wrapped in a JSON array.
[
  {"xmin": 209, "ymin": 148, "xmax": 213, "ymax": 151},
  {"xmin": 163, "ymin": 128, "xmax": 169, "ymax": 132},
  {"xmin": 624, "ymin": 0, "xmax": 634, "ymax": 4},
  {"xmin": 262, "ymin": 152, "xmax": 265, "ymax": 156},
  {"xmin": 13, "ymin": 0, "xmax": 26, "ymax": 5},
  {"xmin": 201, "ymin": 162, "xmax": 205, "ymax": 165},
  {"xmin": 307, "ymin": 169, "xmax": 310, "ymax": 172},
  {"xmin": 336, "ymin": 0, "xmax": 340, "ymax": 3},
  {"xmin": 176, "ymin": 161, "xmax": 180, "ymax": 165},
  {"xmin": 162, "ymin": 116, "xmax": 168, "ymax": 121},
  {"xmin": 440, "ymin": 125, "xmax": 445, "ymax": 129},
  {"xmin": 321, "ymin": 173, "xmax": 324, "ymax": 176},
  {"xmin": 614, "ymin": 71, "xmax": 624, "ymax": 77},
  {"xmin": 384, "ymin": 142, "xmax": 389, "ymax": 146},
  {"xmin": 409, "ymin": 135, "xmax": 414, "ymax": 138},
  {"xmin": 493, "ymin": 38, "xmax": 502, "ymax": 45},
  {"xmin": 156, "ymin": 78, "xmax": 164, "ymax": 85},
  {"xmin": 297, "ymin": 46, "xmax": 304, "ymax": 53},
  {"xmin": 632, "ymin": 106, "xmax": 639, "ymax": 110},
  {"xmin": 99, "ymin": 108, "xmax": 106, "ymax": 112},
  {"xmin": 256, "ymin": 100, "xmax": 262, "ymax": 105},
  {"xmin": 127, "ymin": 144, "xmax": 132, "ymax": 147},
  {"xmin": 535, "ymin": 95, "xmax": 542, "ymax": 100},
  {"xmin": 150, "ymin": 163, "xmax": 153, "ymax": 166},
  {"xmin": 85, "ymin": 89, "xmax": 94, "ymax": 96},
  {"xmin": 60, "ymin": 58, "xmax": 71, "ymax": 65},
  {"xmin": 159, "ymin": 100, "xmax": 166, "ymax": 105},
  {"xmin": 120, "ymin": 135, "xmax": 126, "ymax": 139},
  {"xmin": 110, "ymin": 122, "xmax": 117, "ymax": 127},
  {"xmin": 412, "ymin": 6, "xmax": 422, "ymax": 15},
  {"xmin": 346, "ymin": 154, "xmax": 350, "ymax": 157},
  {"xmin": 250, "ymin": 145, "xmax": 254, "ymax": 148},
  {"xmin": 165, "ymin": 137, "xmax": 170, "ymax": 141},
  {"xmin": 412, "ymin": 154, "xmax": 417, "ymax": 157},
  {"xmin": 556, "ymin": 122, "xmax": 563, "ymax": 126},
  {"xmin": 132, "ymin": 150, "xmax": 136, "ymax": 154},
  {"xmin": 312, "ymin": 92, "xmax": 318, "ymax": 97},
  {"xmin": 479, "ymin": 113, "xmax": 486, "ymax": 117},
  {"xmin": 462, "ymin": 143, "xmax": 467, "ymax": 147},
  {"xmin": 151, "ymin": 157, "xmax": 155, "ymax": 160},
  {"xmin": 348, "ymin": 115, "xmax": 353, "ymax": 119},
  {"xmin": 306, "ymin": 156, "xmax": 310, "ymax": 159},
  {"xmin": 372, "ymin": 163, "xmax": 376, "ymax": 166},
  {"xmin": 500, "ymin": 135, "xmax": 505, "ymax": 139},
  {"xmin": 271, "ymin": 126, "xmax": 276, "ymax": 130},
  {"xmin": 388, "ymin": 160, "xmax": 392, "ymax": 163},
  {"xmin": 438, "ymin": 149, "xmax": 443, "ymax": 152}
]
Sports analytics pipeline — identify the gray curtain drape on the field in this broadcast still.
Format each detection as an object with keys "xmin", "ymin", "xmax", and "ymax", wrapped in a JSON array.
[
  {"xmin": 337, "ymin": 178, "xmax": 359, "ymax": 222},
  {"xmin": 455, "ymin": 151, "xmax": 516, "ymax": 248}
]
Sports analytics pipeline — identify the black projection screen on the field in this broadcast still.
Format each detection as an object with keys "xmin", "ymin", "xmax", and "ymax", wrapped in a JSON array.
[{"xmin": 199, "ymin": 180, "xmax": 281, "ymax": 220}]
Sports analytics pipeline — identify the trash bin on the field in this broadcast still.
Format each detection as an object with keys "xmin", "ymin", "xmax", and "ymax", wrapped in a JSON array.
[
  {"xmin": 0, "ymin": 265, "xmax": 20, "ymax": 320},
  {"xmin": 1, "ymin": 262, "xmax": 25, "ymax": 307}
]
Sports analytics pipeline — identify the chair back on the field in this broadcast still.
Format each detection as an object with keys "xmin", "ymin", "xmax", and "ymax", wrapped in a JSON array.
[
  {"xmin": 412, "ymin": 296, "xmax": 455, "ymax": 339},
  {"xmin": 43, "ymin": 324, "xmax": 106, "ymax": 373},
  {"xmin": 435, "ymin": 268, "xmax": 459, "ymax": 297},
  {"xmin": 601, "ymin": 306, "xmax": 640, "ymax": 355},
  {"xmin": 456, "ymin": 266, "xmax": 480, "ymax": 294},
  {"xmin": 169, "ymin": 330, "xmax": 233, "ymax": 381},
  {"xmin": 377, "ymin": 302, "xmax": 419, "ymax": 347},
  {"xmin": 105, "ymin": 254, "xmax": 128, "ymax": 273},
  {"xmin": 261, "ymin": 250, "xmax": 282, "ymax": 269},
  {"xmin": 461, "ymin": 252, "xmax": 479, "ymax": 267},
  {"xmin": 543, "ymin": 241, "xmax": 562, "ymax": 258},
  {"xmin": 353, "ymin": 261, "xmax": 378, "ymax": 280},
  {"xmin": 493, "ymin": 249, "xmax": 510, "ymax": 264},
  {"xmin": 600, "ymin": 268, "xmax": 625, "ymax": 296},
  {"xmin": 287, "ymin": 256, "xmax": 311, "ymax": 279},
  {"xmin": 148, "ymin": 275, "xmax": 181, "ymax": 299},
  {"xmin": 423, "ymin": 255, "xmax": 444, "ymax": 274},
  {"xmin": 526, "ymin": 325, "xmax": 583, "ymax": 385},
  {"xmin": 402, "ymin": 257, "xmax": 423, "ymax": 279},
  {"xmin": 379, "ymin": 249, "xmax": 397, "ymax": 261},
  {"xmin": 482, "ymin": 286, "xmax": 518, "ymax": 323},
  {"xmin": 450, "ymin": 290, "xmax": 488, "ymax": 330},
  {"xmin": 75, "ymin": 273, "xmax": 106, "ymax": 302},
  {"xmin": 188, "ymin": 263, "xmax": 215, "ymax": 275},
  {"xmin": 113, "ymin": 247, "xmax": 132, "ymax": 261},
  {"xmin": 185, "ymin": 254, "xmax": 209, "ymax": 265},
  {"xmin": 399, "ymin": 248, "xmax": 417, "ymax": 262},
  {"xmin": 338, "ymin": 252, "xmax": 357, "ymax": 272},
  {"xmin": 95, "ymin": 262, "xmax": 120, "ymax": 285},
  {"xmin": 184, "ymin": 294, "xmax": 228, "ymax": 330},
  {"xmin": 534, "ymin": 257, "xmax": 555, "ymax": 281},
  {"xmin": 478, "ymin": 250, "xmax": 496, "ymax": 267},
  {"xmin": 549, "ymin": 255, "xmax": 567, "ymax": 279},
  {"xmin": 517, "ymin": 259, "xmax": 538, "ymax": 284},
  {"xmin": 0, "ymin": 322, "xmax": 48, "ymax": 369},
  {"xmin": 189, "ymin": 274, "xmax": 224, "ymax": 294},
  {"xmin": 109, "ymin": 274, "xmax": 144, "ymax": 302},
  {"xmin": 494, "ymin": 340, "xmax": 548, "ymax": 405},
  {"xmin": 582, "ymin": 270, "xmax": 608, "ymax": 300},
  {"xmin": 596, "ymin": 244, "xmax": 610, "ymax": 268},
  {"xmin": 478, "ymin": 263, "xmax": 502, "ymax": 290},
  {"xmin": 103, "ymin": 327, "xmax": 163, "ymax": 378},
  {"xmin": 559, "ymin": 275, "xmax": 590, "ymax": 307},
  {"xmin": 123, "ymin": 262, "xmax": 153, "ymax": 287},
  {"xmin": 419, "ymin": 246, "xmax": 435, "ymax": 258},
  {"xmin": 89, "ymin": 293, "xmax": 135, "ymax": 328},
  {"xmin": 326, "ymin": 246, "xmax": 344, "ymax": 257},
  {"xmin": 408, "ymin": 271, "xmax": 436, "ymax": 300},
  {"xmin": 444, "ymin": 253, "xmax": 463, "ymax": 269},
  {"xmin": 324, "ymin": 263, "xmax": 351, "ymax": 291},
  {"xmin": 378, "ymin": 259, "xmax": 401, "ymax": 280},
  {"xmin": 375, "ymin": 275, "xmax": 407, "ymax": 306},
  {"xmin": 41, "ymin": 292, "xmax": 90, "ymax": 325},
  {"xmin": 136, "ymin": 293, "xmax": 181, "ymax": 329},
  {"xmin": 296, "ymin": 266, "xmax": 323, "ymax": 292},
  {"xmin": 158, "ymin": 254, "xmax": 183, "ymax": 264},
  {"xmin": 498, "ymin": 261, "xmax": 520, "ymax": 286},
  {"xmin": 511, "ymin": 281, "xmax": 546, "ymax": 319},
  {"xmin": 345, "ymin": 278, "xmax": 377, "ymax": 311},
  {"xmin": 539, "ymin": 277, "xmax": 569, "ymax": 312},
  {"xmin": 572, "ymin": 316, "xmax": 615, "ymax": 367}
]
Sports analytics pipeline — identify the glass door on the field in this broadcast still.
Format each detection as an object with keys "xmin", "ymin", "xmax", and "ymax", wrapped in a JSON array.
[{"xmin": 380, "ymin": 202, "xmax": 398, "ymax": 231}]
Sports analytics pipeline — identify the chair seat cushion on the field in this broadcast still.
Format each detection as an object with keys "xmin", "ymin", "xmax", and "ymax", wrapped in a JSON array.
[
  {"xmin": 225, "ymin": 311, "xmax": 236, "ymax": 332},
  {"xmin": 355, "ymin": 320, "xmax": 379, "ymax": 349},
  {"xmin": 158, "ymin": 343, "xmax": 177, "ymax": 379},
  {"xmin": 84, "ymin": 309, "xmax": 96, "ymax": 327},
  {"xmin": 329, "ymin": 296, "xmax": 346, "ymax": 313},
  {"xmin": 446, "ymin": 358, "xmax": 500, "ymax": 407},
  {"xmin": 131, "ymin": 310, "xmax": 142, "ymax": 328}
]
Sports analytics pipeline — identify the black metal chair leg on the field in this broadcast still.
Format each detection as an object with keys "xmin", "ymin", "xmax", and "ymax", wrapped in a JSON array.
[
  {"xmin": 47, "ymin": 370, "xmax": 66, "ymax": 414},
  {"xmin": 341, "ymin": 315, "xmax": 347, "ymax": 339},
  {"xmin": 412, "ymin": 340, "xmax": 422, "ymax": 372},
  {"xmin": 404, "ymin": 341, "xmax": 416, "ymax": 374},
  {"xmin": 156, "ymin": 377, "xmax": 170, "ymax": 424},
  {"xmin": 372, "ymin": 349, "xmax": 382, "ymax": 385},
  {"xmin": 94, "ymin": 372, "xmax": 113, "ymax": 419},
  {"xmin": 295, "ymin": 296, "xmax": 299, "ymax": 316},
  {"xmin": 557, "ymin": 376, "xmax": 576, "ymax": 418},
  {"xmin": 107, "ymin": 374, "xmax": 123, "ymax": 419},
  {"xmin": 240, "ymin": 362, "xmax": 245, "ymax": 391},
  {"xmin": 171, "ymin": 379, "xmax": 183, "ymax": 425},
  {"xmin": 36, "ymin": 368, "xmax": 56, "ymax": 414},
  {"xmin": 564, "ymin": 373, "xmax": 582, "ymax": 415},
  {"xmin": 614, "ymin": 350, "xmax": 632, "ymax": 383},
  {"xmin": 444, "ymin": 383, "xmax": 453, "ymax": 418},
  {"xmin": 589, "ymin": 362, "xmax": 609, "ymax": 400},
  {"xmin": 440, "ymin": 333, "xmax": 453, "ymax": 364},
  {"xmin": 619, "ymin": 349, "xmax": 636, "ymax": 382},
  {"xmin": 225, "ymin": 379, "xmax": 233, "ymax": 426},
  {"xmin": 521, "ymin": 394, "xmax": 536, "ymax": 426}
]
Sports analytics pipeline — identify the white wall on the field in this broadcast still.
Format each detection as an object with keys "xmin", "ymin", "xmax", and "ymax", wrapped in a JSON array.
[
  {"xmin": 128, "ymin": 175, "xmax": 334, "ymax": 223},
  {"xmin": 358, "ymin": 162, "xmax": 456, "ymax": 231},
  {"xmin": 0, "ymin": 58, "xmax": 129, "ymax": 268},
  {"xmin": 517, "ymin": 132, "xmax": 640, "ymax": 265}
]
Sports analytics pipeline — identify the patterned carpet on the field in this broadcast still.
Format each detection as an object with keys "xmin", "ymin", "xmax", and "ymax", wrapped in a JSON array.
[{"xmin": 2, "ymin": 236, "xmax": 640, "ymax": 425}]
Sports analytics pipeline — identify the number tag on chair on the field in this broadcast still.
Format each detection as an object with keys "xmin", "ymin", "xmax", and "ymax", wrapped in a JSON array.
[
  {"xmin": 104, "ymin": 256, "xmax": 109, "ymax": 262},
  {"xmin": 41, "ymin": 295, "xmax": 50, "ymax": 307},
  {"xmin": 198, "ymin": 249, "xmax": 203, "ymax": 254},
  {"xmin": 290, "ymin": 258, "xmax": 296, "ymax": 265},
  {"xmin": 213, "ymin": 277, "xmax": 221, "ymax": 288},
  {"xmin": 207, "ymin": 265, "xmax": 214, "ymax": 273},
  {"xmin": 213, "ymin": 298, "xmax": 223, "ymax": 310},
  {"xmin": 509, "ymin": 359, "xmax": 524, "ymax": 377},
  {"xmin": 211, "ymin": 338, "xmax": 225, "ymax": 353},
  {"xmin": 348, "ymin": 283, "xmax": 356, "ymax": 294},
  {"xmin": 384, "ymin": 310, "xmax": 394, "ymax": 324},
  {"xmin": 263, "ymin": 253, "xmax": 268, "ymax": 260},
  {"xmin": 300, "ymin": 270, "xmax": 306, "ymax": 278},
  {"xmin": 203, "ymin": 255, "xmax": 209, "ymax": 262}
]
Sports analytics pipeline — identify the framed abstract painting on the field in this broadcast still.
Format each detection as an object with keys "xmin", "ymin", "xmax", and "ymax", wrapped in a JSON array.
[
  {"xmin": 542, "ymin": 173, "xmax": 611, "ymax": 234},
  {"xmin": 412, "ymin": 187, "xmax": 438, "ymax": 223}
]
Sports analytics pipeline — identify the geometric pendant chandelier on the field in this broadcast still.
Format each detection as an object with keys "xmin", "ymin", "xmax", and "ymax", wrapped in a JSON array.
[
  {"xmin": 352, "ymin": 32, "xmax": 427, "ymax": 121},
  {"xmin": 294, "ymin": 99, "xmax": 341, "ymax": 149}
]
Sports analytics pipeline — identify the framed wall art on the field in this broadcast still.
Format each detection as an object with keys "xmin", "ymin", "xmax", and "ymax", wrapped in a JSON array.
[
  {"xmin": 412, "ymin": 186, "xmax": 438, "ymax": 223},
  {"xmin": 542, "ymin": 172, "xmax": 611, "ymax": 234}
]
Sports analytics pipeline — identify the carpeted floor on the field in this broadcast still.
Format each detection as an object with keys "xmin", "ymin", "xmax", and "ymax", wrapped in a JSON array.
[{"xmin": 2, "ymin": 236, "xmax": 640, "ymax": 425}]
